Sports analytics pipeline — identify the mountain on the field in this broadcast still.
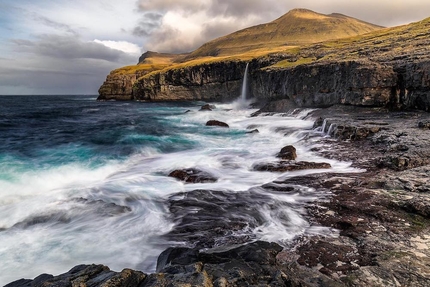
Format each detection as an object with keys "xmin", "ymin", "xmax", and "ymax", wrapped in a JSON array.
[{"xmin": 184, "ymin": 8, "xmax": 383, "ymax": 59}]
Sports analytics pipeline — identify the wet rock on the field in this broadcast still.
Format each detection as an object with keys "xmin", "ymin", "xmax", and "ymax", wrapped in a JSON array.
[
  {"xmin": 297, "ymin": 239, "xmax": 361, "ymax": 272},
  {"xmin": 277, "ymin": 145, "xmax": 297, "ymax": 160},
  {"xmin": 11, "ymin": 198, "xmax": 131, "ymax": 230},
  {"xmin": 144, "ymin": 241, "xmax": 339, "ymax": 287},
  {"xmin": 246, "ymin": 128, "xmax": 259, "ymax": 134},
  {"xmin": 381, "ymin": 166, "xmax": 430, "ymax": 192},
  {"xmin": 254, "ymin": 161, "xmax": 331, "ymax": 172},
  {"xmin": 168, "ymin": 168, "xmax": 217, "ymax": 183},
  {"xmin": 156, "ymin": 247, "xmax": 199, "ymax": 272},
  {"xmin": 7, "ymin": 265, "xmax": 146, "ymax": 287},
  {"xmin": 199, "ymin": 104, "xmax": 216, "ymax": 111},
  {"xmin": 206, "ymin": 120, "xmax": 229, "ymax": 128},
  {"xmin": 251, "ymin": 99, "xmax": 297, "ymax": 116},
  {"xmin": 418, "ymin": 121, "xmax": 430, "ymax": 129},
  {"xmin": 164, "ymin": 189, "xmax": 270, "ymax": 248}
]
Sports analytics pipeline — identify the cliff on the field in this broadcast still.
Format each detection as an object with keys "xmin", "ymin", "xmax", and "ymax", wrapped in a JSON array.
[
  {"xmin": 98, "ymin": 11, "xmax": 430, "ymax": 112},
  {"xmin": 98, "ymin": 8, "xmax": 384, "ymax": 103}
]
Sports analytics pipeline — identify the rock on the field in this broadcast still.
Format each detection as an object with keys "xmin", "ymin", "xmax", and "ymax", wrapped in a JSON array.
[
  {"xmin": 199, "ymin": 104, "xmax": 215, "ymax": 111},
  {"xmin": 163, "ymin": 189, "xmax": 272, "ymax": 248},
  {"xmin": 277, "ymin": 145, "xmax": 297, "ymax": 160},
  {"xmin": 6, "ymin": 265, "xmax": 146, "ymax": 287},
  {"xmin": 168, "ymin": 168, "xmax": 217, "ymax": 183},
  {"xmin": 144, "ymin": 241, "xmax": 339, "ymax": 287},
  {"xmin": 246, "ymin": 129, "xmax": 259, "ymax": 134},
  {"xmin": 254, "ymin": 161, "xmax": 331, "ymax": 172},
  {"xmin": 156, "ymin": 247, "xmax": 199, "ymax": 272},
  {"xmin": 418, "ymin": 121, "xmax": 430, "ymax": 129},
  {"xmin": 206, "ymin": 120, "xmax": 229, "ymax": 128}
]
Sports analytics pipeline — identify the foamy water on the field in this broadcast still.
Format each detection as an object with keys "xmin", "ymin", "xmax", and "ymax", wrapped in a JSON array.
[{"xmin": 0, "ymin": 96, "xmax": 360, "ymax": 284}]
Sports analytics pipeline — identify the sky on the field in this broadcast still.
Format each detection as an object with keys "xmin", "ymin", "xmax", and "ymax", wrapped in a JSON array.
[{"xmin": 0, "ymin": 0, "xmax": 429, "ymax": 95}]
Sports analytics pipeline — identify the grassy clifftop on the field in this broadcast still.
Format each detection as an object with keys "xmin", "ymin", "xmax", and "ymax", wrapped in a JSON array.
[{"xmin": 185, "ymin": 8, "xmax": 382, "ymax": 59}]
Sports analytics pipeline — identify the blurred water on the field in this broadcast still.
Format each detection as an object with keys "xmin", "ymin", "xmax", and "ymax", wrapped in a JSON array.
[{"xmin": 0, "ymin": 95, "xmax": 358, "ymax": 284}]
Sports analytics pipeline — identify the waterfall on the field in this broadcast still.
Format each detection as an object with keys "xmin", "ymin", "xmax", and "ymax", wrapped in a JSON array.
[
  {"xmin": 241, "ymin": 63, "xmax": 249, "ymax": 101},
  {"xmin": 321, "ymin": 119, "xmax": 327, "ymax": 133},
  {"xmin": 327, "ymin": 123, "xmax": 336, "ymax": 136}
]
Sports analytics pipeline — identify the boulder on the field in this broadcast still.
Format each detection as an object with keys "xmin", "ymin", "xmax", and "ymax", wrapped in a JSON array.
[
  {"xmin": 6, "ymin": 265, "xmax": 146, "ymax": 287},
  {"xmin": 277, "ymin": 145, "xmax": 297, "ymax": 160},
  {"xmin": 199, "ymin": 104, "xmax": 215, "ymax": 111},
  {"xmin": 246, "ymin": 129, "xmax": 259, "ymax": 134},
  {"xmin": 168, "ymin": 168, "xmax": 217, "ymax": 183},
  {"xmin": 254, "ymin": 161, "xmax": 331, "ymax": 172},
  {"xmin": 206, "ymin": 120, "xmax": 229, "ymax": 128},
  {"xmin": 418, "ymin": 121, "xmax": 430, "ymax": 129}
]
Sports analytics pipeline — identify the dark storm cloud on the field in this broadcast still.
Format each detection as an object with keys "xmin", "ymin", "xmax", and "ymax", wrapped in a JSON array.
[
  {"xmin": 12, "ymin": 34, "xmax": 135, "ymax": 62},
  {"xmin": 132, "ymin": 12, "xmax": 163, "ymax": 37},
  {"xmin": 0, "ymin": 55, "xmax": 130, "ymax": 95},
  {"xmin": 0, "ymin": 34, "xmax": 137, "ymax": 94}
]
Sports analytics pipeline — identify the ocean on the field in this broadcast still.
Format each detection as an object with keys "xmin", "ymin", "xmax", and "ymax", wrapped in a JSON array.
[{"xmin": 0, "ymin": 95, "xmax": 358, "ymax": 284}]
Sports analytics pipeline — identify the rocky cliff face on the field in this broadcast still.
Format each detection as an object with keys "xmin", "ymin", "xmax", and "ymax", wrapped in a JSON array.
[
  {"xmin": 251, "ymin": 60, "xmax": 398, "ymax": 108},
  {"xmin": 119, "ymin": 57, "xmax": 429, "ymax": 111},
  {"xmin": 98, "ymin": 71, "xmax": 143, "ymax": 101},
  {"xmin": 132, "ymin": 61, "xmax": 248, "ymax": 102}
]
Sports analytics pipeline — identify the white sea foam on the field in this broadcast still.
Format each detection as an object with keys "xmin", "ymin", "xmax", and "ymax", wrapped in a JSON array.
[{"xmin": 0, "ymin": 102, "xmax": 362, "ymax": 285}]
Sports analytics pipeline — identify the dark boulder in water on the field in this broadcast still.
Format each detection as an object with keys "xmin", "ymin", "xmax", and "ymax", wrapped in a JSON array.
[
  {"xmin": 277, "ymin": 145, "xmax": 297, "ymax": 160},
  {"xmin": 199, "ymin": 104, "xmax": 216, "ymax": 111},
  {"xmin": 246, "ymin": 129, "xmax": 259, "ymax": 134},
  {"xmin": 10, "ymin": 198, "xmax": 131, "ymax": 230},
  {"xmin": 254, "ymin": 161, "xmax": 331, "ymax": 172},
  {"xmin": 168, "ymin": 168, "xmax": 217, "ymax": 183},
  {"xmin": 206, "ymin": 120, "xmax": 229, "ymax": 128}
]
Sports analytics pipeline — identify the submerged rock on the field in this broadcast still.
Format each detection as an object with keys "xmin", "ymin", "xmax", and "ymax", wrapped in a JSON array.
[
  {"xmin": 246, "ymin": 128, "xmax": 259, "ymax": 134},
  {"xmin": 168, "ymin": 168, "xmax": 217, "ymax": 183},
  {"xmin": 205, "ymin": 120, "xmax": 229, "ymax": 128},
  {"xmin": 199, "ymin": 104, "xmax": 216, "ymax": 111},
  {"xmin": 254, "ymin": 161, "xmax": 331, "ymax": 172},
  {"xmin": 277, "ymin": 145, "xmax": 297, "ymax": 160}
]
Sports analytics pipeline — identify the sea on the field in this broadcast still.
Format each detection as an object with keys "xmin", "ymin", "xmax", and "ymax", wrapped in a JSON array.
[{"xmin": 0, "ymin": 95, "xmax": 359, "ymax": 285}]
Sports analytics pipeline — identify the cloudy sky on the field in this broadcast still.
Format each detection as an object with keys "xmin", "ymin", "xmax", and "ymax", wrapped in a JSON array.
[{"xmin": 1, "ymin": 0, "xmax": 429, "ymax": 95}]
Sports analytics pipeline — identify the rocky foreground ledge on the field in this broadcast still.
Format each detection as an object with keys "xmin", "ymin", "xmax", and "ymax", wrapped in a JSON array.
[{"xmin": 7, "ymin": 106, "xmax": 430, "ymax": 287}]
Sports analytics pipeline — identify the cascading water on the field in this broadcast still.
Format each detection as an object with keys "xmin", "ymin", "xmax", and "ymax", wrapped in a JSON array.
[
  {"xmin": 234, "ymin": 63, "xmax": 250, "ymax": 109},
  {"xmin": 241, "ymin": 63, "xmax": 249, "ymax": 101}
]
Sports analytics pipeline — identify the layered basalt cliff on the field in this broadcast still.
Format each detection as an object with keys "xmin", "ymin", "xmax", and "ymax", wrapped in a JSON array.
[
  {"xmin": 251, "ymin": 60, "xmax": 398, "ymax": 108},
  {"xmin": 107, "ymin": 56, "xmax": 429, "ymax": 111},
  {"xmin": 132, "ymin": 61, "xmax": 248, "ymax": 102}
]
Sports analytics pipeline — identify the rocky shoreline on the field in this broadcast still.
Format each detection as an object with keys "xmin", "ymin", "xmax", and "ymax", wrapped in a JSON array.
[{"xmin": 7, "ymin": 105, "xmax": 430, "ymax": 287}]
